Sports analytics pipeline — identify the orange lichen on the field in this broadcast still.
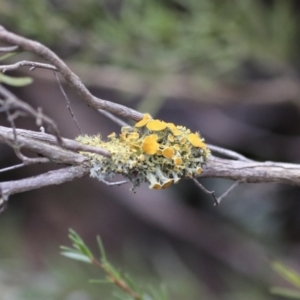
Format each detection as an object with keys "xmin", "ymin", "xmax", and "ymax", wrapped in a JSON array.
[
  {"xmin": 167, "ymin": 123, "xmax": 181, "ymax": 136},
  {"xmin": 142, "ymin": 134, "xmax": 159, "ymax": 155},
  {"xmin": 173, "ymin": 144, "xmax": 180, "ymax": 151},
  {"xmin": 162, "ymin": 147, "xmax": 175, "ymax": 159},
  {"xmin": 196, "ymin": 167, "xmax": 203, "ymax": 174},
  {"xmin": 188, "ymin": 133, "xmax": 207, "ymax": 148},
  {"xmin": 156, "ymin": 149, "xmax": 163, "ymax": 156},
  {"xmin": 174, "ymin": 157, "xmax": 182, "ymax": 165},
  {"xmin": 135, "ymin": 113, "xmax": 151, "ymax": 127},
  {"xmin": 161, "ymin": 179, "xmax": 174, "ymax": 189},
  {"xmin": 150, "ymin": 182, "xmax": 162, "ymax": 190},
  {"xmin": 77, "ymin": 112, "xmax": 210, "ymax": 191},
  {"xmin": 146, "ymin": 120, "xmax": 167, "ymax": 131},
  {"xmin": 167, "ymin": 134, "xmax": 174, "ymax": 142}
]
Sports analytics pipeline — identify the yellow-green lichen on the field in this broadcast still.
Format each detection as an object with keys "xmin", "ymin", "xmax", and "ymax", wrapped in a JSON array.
[{"xmin": 76, "ymin": 114, "xmax": 210, "ymax": 191}]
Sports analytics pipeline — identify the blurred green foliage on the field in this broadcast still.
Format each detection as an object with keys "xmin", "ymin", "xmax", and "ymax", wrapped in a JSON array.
[
  {"xmin": 271, "ymin": 260, "xmax": 300, "ymax": 299},
  {"xmin": 0, "ymin": 73, "xmax": 33, "ymax": 86},
  {"xmin": 61, "ymin": 229, "xmax": 168, "ymax": 300},
  {"xmin": 1, "ymin": 0, "xmax": 298, "ymax": 79}
]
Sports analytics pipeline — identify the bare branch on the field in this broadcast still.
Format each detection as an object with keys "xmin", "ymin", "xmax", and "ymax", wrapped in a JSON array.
[
  {"xmin": 0, "ymin": 165, "xmax": 89, "ymax": 199},
  {"xmin": 101, "ymin": 179, "xmax": 129, "ymax": 186},
  {"xmin": 207, "ymin": 144, "xmax": 253, "ymax": 162},
  {"xmin": 0, "ymin": 126, "xmax": 111, "ymax": 201},
  {"xmin": 216, "ymin": 180, "xmax": 242, "ymax": 205},
  {"xmin": 192, "ymin": 178, "xmax": 218, "ymax": 205},
  {"xmin": 0, "ymin": 60, "xmax": 57, "ymax": 72},
  {"xmin": 0, "ymin": 126, "xmax": 110, "ymax": 162},
  {"xmin": 0, "ymin": 163, "xmax": 27, "ymax": 173},
  {"xmin": 0, "ymin": 127, "xmax": 85, "ymax": 165},
  {"xmin": 192, "ymin": 178, "xmax": 243, "ymax": 206},
  {"xmin": 0, "ymin": 161, "xmax": 49, "ymax": 173},
  {"xmin": 54, "ymin": 71, "xmax": 82, "ymax": 134},
  {"xmin": 200, "ymin": 156, "xmax": 300, "ymax": 186},
  {"xmin": 0, "ymin": 45, "xmax": 19, "ymax": 53},
  {"xmin": 98, "ymin": 109, "xmax": 130, "ymax": 127},
  {"xmin": 0, "ymin": 84, "xmax": 62, "ymax": 143},
  {"xmin": 0, "ymin": 25, "xmax": 143, "ymax": 121},
  {"xmin": 11, "ymin": 146, "xmax": 51, "ymax": 165},
  {"xmin": 0, "ymin": 197, "xmax": 7, "ymax": 214},
  {"xmin": 2, "ymin": 126, "xmax": 300, "ymax": 190},
  {"xmin": 10, "ymin": 127, "xmax": 111, "ymax": 158}
]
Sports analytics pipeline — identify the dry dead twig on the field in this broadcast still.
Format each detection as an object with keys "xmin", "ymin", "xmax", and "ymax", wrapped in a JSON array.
[
  {"xmin": 0, "ymin": 165, "xmax": 90, "ymax": 201},
  {"xmin": 0, "ymin": 25, "xmax": 143, "ymax": 121},
  {"xmin": 0, "ymin": 60, "xmax": 57, "ymax": 72},
  {"xmin": 0, "ymin": 84, "xmax": 62, "ymax": 143},
  {"xmin": 202, "ymin": 156, "xmax": 300, "ymax": 186}
]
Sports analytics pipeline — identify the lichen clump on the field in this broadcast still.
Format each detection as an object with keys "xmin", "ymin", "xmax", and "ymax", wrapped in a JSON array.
[{"xmin": 76, "ymin": 114, "xmax": 210, "ymax": 190}]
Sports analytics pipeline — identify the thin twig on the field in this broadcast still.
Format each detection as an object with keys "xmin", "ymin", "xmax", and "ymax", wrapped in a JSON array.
[
  {"xmin": 4, "ymin": 108, "xmax": 28, "ymax": 162},
  {"xmin": 0, "ymin": 25, "xmax": 143, "ymax": 121},
  {"xmin": 4, "ymin": 107, "xmax": 48, "ymax": 170},
  {"xmin": 0, "ymin": 45, "xmax": 19, "ymax": 53},
  {"xmin": 192, "ymin": 178, "xmax": 242, "ymax": 206},
  {"xmin": 0, "ymin": 84, "xmax": 63, "ymax": 144},
  {"xmin": 101, "ymin": 179, "xmax": 128, "ymax": 186},
  {"xmin": 216, "ymin": 180, "xmax": 242, "ymax": 205},
  {"xmin": 5, "ymin": 107, "xmax": 17, "ymax": 140},
  {"xmin": 0, "ymin": 197, "xmax": 7, "ymax": 214},
  {"xmin": 207, "ymin": 144, "xmax": 253, "ymax": 162},
  {"xmin": 54, "ymin": 71, "xmax": 82, "ymax": 134},
  {"xmin": 200, "ymin": 155, "xmax": 300, "ymax": 186},
  {"xmin": 0, "ymin": 125, "xmax": 111, "ymax": 159},
  {"xmin": 0, "ymin": 165, "xmax": 90, "ymax": 199},
  {"xmin": 0, "ymin": 127, "xmax": 88, "ymax": 165},
  {"xmin": 11, "ymin": 145, "xmax": 51, "ymax": 165},
  {"xmin": 0, "ymin": 163, "xmax": 26, "ymax": 173},
  {"xmin": 192, "ymin": 178, "xmax": 218, "ymax": 205},
  {"xmin": 98, "ymin": 109, "xmax": 130, "ymax": 127},
  {"xmin": 91, "ymin": 257, "xmax": 142, "ymax": 300},
  {"xmin": 0, "ymin": 60, "xmax": 57, "ymax": 72}
]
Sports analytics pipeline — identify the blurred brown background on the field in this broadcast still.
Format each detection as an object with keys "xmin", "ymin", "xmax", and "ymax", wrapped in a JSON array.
[{"xmin": 1, "ymin": 1, "xmax": 300, "ymax": 299}]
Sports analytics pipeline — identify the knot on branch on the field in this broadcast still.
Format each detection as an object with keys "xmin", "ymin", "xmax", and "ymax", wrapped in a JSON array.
[{"xmin": 76, "ymin": 114, "xmax": 210, "ymax": 191}]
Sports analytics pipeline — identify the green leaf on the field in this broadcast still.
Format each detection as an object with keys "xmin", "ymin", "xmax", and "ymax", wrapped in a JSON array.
[
  {"xmin": 124, "ymin": 273, "xmax": 137, "ymax": 291},
  {"xmin": 0, "ymin": 73, "xmax": 33, "ymax": 86},
  {"xmin": 61, "ymin": 251, "xmax": 92, "ymax": 264},
  {"xmin": 61, "ymin": 229, "xmax": 168, "ymax": 299},
  {"xmin": 89, "ymin": 279, "xmax": 112, "ymax": 284},
  {"xmin": 77, "ymin": 243, "xmax": 93, "ymax": 258},
  {"xmin": 146, "ymin": 285, "xmax": 168, "ymax": 300},
  {"xmin": 270, "ymin": 287, "xmax": 300, "ymax": 299},
  {"xmin": 0, "ymin": 52, "xmax": 19, "ymax": 61},
  {"xmin": 68, "ymin": 229, "xmax": 93, "ymax": 259},
  {"xmin": 60, "ymin": 246, "xmax": 75, "ymax": 252},
  {"xmin": 272, "ymin": 261, "xmax": 300, "ymax": 288},
  {"xmin": 97, "ymin": 235, "xmax": 107, "ymax": 262}
]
